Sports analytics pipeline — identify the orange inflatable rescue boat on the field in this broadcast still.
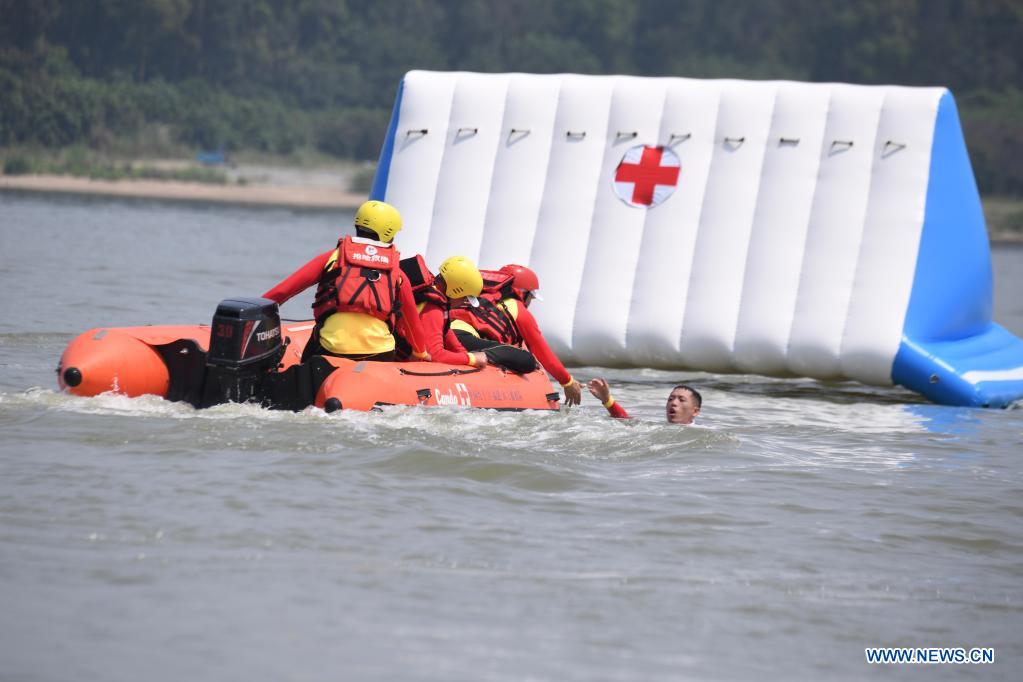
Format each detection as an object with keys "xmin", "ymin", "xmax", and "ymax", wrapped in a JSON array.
[{"xmin": 57, "ymin": 298, "xmax": 561, "ymax": 412}]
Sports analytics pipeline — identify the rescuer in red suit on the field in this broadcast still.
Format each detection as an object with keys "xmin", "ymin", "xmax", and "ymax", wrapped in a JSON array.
[
  {"xmin": 262, "ymin": 201, "xmax": 430, "ymax": 362},
  {"xmin": 414, "ymin": 255, "xmax": 490, "ymax": 368}
]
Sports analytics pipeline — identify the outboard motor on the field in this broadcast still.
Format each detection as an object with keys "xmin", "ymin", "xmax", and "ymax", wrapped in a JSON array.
[{"xmin": 201, "ymin": 297, "xmax": 285, "ymax": 406}]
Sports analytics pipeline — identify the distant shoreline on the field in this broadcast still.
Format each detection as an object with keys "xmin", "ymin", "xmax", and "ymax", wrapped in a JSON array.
[
  {"xmin": 0, "ymin": 173, "xmax": 367, "ymax": 210},
  {"xmin": 2, "ymin": 172, "xmax": 1021, "ymax": 242}
]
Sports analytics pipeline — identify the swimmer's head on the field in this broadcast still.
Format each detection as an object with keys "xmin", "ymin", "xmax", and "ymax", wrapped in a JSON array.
[{"xmin": 666, "ymin": 384, "xmax": 701, "ymax": 424}]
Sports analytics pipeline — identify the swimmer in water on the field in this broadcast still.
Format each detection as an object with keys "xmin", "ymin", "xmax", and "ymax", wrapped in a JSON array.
[{"xmin": 587, "ymin": 378, "xmax": 702, "ymax": 424}]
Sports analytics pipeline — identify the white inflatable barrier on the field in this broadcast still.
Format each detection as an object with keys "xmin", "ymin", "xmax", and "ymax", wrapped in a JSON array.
[{"xmin": 371, "ymin": 71, "xmax": 1023, "ymax": 408}]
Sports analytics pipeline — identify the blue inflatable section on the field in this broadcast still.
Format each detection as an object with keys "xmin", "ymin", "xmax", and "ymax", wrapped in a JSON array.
[
  {"xmin": 370, "ymin": 79, "xmax": 404, "ymax": 202},
  {"xmin": 893, "ymin": 92, "xmax": 1023, "ymax": 407}
]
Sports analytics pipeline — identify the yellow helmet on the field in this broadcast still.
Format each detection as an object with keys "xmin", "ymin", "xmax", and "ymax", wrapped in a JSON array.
[
  {"xmin": 354, "ymin": 200, "xmax": 402, "ymax": 242},
  {"xmin": 437, "ymin": 256, "xmax": 483, "ymax": 302}
]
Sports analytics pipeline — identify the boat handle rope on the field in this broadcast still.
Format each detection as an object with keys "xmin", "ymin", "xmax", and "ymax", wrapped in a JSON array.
[{"xmin": 398, "ymin": 367, "xmax": 483, "ymax": 377}]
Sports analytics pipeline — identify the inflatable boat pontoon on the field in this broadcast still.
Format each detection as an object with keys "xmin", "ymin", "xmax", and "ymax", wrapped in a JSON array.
[{"xmin": 56, "ymin": 298, "xmax": 560, "ymax": 412}]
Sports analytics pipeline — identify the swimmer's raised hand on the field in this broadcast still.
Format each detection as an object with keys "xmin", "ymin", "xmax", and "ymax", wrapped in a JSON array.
[{"xmin": 587, "ymin": 378, "xmax": 611, "ymax": 404}]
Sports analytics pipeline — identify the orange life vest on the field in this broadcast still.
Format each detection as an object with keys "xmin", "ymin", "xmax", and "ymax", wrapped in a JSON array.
[
  {"xmin": 448, "ymin": 270, "xmax": 523, "ymax": 346},
  {"xmin": 312, "ymin": 236, "xmax": 401, "ymax": 324}
]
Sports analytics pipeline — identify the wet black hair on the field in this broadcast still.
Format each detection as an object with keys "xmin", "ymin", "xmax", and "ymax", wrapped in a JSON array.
[
  {"xmin": 671, "ymin": 384, "xmax": 702, "ymax": 408},
  {"xmin": 355, "ymin": 226, "xmax": 381, "ymax": 241}
]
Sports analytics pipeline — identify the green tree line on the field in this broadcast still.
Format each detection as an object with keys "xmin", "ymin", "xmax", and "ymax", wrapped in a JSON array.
[{"xmin": 1, "ymin": 0, "xmax": 1020, "ymax": 194}]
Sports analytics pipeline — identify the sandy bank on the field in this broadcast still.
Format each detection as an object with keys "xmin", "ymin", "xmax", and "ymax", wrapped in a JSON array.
[
  {"xmin": 0, "ymin": 173, "xmax": 367, "ymax": 209},
  {"xmin": 3, "ymin": 171, "xmax": 1021, "ymax": 242}
]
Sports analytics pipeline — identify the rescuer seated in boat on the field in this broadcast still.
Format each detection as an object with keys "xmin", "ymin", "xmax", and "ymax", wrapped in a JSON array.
[
  {"xmin": 415, "ymin": 255, "xmax": 515, "ymax": 374},
  {"xmin": 449, "ymin": 263, "xmax": 583, "ymax": 406},
  {"xmin": 262, "ymin": 200, "xmax": 430, "ymax": 362},
  {"xmin": 587, "ymin": 378, "xmax": 702, "ymax": 424},
  {"xmin": 387, "ymin": 253, "xmax": 482, "ymax": 368}
]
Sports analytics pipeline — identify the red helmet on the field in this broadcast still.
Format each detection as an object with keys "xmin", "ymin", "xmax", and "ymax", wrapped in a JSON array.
[{"xmin": 499, "ymin": 264, "xmax": 543, "ymax": 302}]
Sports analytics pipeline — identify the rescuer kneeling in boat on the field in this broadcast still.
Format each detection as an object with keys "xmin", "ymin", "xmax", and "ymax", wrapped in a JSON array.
[
  {"xmin": 448, "ymin": 263, "xmax": 582, "ymax": 406},
  {"xmin": 587, "ymin": 378, "xmax": 702, "ymax": 424},
  {"xmin": 262, "ymin": 200, "xmax": 430, "ymax": 362}
]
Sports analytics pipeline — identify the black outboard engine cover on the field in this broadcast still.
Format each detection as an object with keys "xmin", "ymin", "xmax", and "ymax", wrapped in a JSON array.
[
  {"xmin": 202, "ymin": 297, "xmax": 285, "ymax": 406},
  {"xmin": 208, "ymin": 297, "xmax": 283, "ymax": 367}
]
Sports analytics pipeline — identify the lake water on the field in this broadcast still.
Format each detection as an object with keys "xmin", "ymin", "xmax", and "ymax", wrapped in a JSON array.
[{"xmin": 1, "ymin": 190, "xmax": 1021, "ymax": 681}]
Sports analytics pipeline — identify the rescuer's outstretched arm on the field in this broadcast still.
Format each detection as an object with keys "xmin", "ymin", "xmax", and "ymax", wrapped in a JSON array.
[
  {"xmin": 262, "ymin": 250, "xmax": 333, "ymax": 304},
  {"xmin": 514, "ymin": 304, "xmax": 581, "ymax": 405}
]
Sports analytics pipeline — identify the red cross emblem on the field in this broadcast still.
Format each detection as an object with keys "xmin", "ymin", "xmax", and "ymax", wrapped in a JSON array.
[{"xmin": 613, "ymin": 145, "xmax": 681, "ymax": 208}]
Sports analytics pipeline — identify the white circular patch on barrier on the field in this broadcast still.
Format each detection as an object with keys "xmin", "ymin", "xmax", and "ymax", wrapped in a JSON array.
[{"xmin": 612, "ymin": 144, "xmax": 681, "ymax": 208}]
